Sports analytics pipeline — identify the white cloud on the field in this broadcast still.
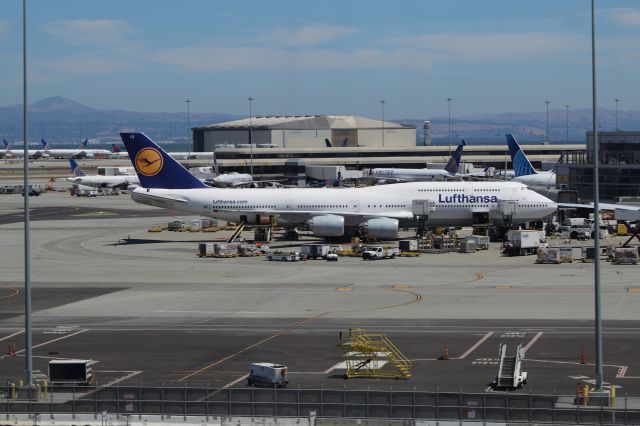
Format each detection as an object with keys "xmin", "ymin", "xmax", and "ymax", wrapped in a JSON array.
[
  {"xmin": 603, "ymin": 8, "xmax": 640, "ymax": 27},
  {"xmin": 44, "ymin": 19, "xmax": 136, "ymax": 46},
  {"xmin": 387, "ymin": 32, "xmax": 587, "ymax": 62},
  {"xmin": 261, "ymin": 24, "xmax": 358, "ymax": 47},
  {"xmin": 45, "ymin": 55, "xmax": 133, "ymax": 74}
]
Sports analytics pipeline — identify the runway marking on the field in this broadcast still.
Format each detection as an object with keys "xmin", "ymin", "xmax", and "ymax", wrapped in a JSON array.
[
  {"xmin": 177, "ymin": 314, "xmax": 326, "ymax": 382},
  {"xmin": 335, "ymin": 287, "xmax": 352, "ymax": 292},
  {"xmin": 323, "ymin": 362, "xmax": 343, "ymax": 374},
  {"xmin": 0, "ymin": 287, "xmax": 20, "ymax": 300},
  {"xmin": 617, "ymin": 366, "xmax": 628, "ymax": 378},
  {"xmin": 0, "ymin": 330, "xmax": 24, "ymax": 342},
  {"xmin": 457, "ymin": 331, "xmax": 493, "ymax": 359},
  {"xmin": 392, "ymin": 284, "xmax": 410, "ymax": 289},
  {"xmin": 12, "ymin": 329, "xmax": 89, "ymax": 355},
  {"xmin": 522, "ymin": 331, "xmax": 543, "ymax": 354}
]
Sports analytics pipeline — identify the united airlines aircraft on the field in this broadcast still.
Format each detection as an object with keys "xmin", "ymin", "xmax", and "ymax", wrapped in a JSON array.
[
  {"xmin": 121, "ymin": 132, "xmax": 557, "ymax": 239},
  {"xmin": 506, "ymin": 134, "xmax": 556, "ymax": 191},
  {"xmin": 65, "ymin": 159, "xmax": 139, "ymax": 190}
]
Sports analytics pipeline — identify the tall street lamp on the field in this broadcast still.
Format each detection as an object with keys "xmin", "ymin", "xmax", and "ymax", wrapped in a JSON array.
[
  {"xmin": 615, "ymin": 98, "xmax": 620, "ymax": 131},
  {"xmin": 565, "ymin": 105, "xmax": 570, "ymax": 143},
  {"xmin": 545, "ymin": 100, "xmax": 551, "ymax": 142},
  {"xmin": 447, "ymin": 98, "xmax": 453, "ymax": 157},
  {"xmin": 185, "ymin": 99, "xmax": 191, "ymax": 158},
  {"xmin": 248, "ymin": 97, "xmax": 255, "ymax": 175},
  {"xmin": 380, "ymin": 100, "xmax": 386, "ymax": 147}
]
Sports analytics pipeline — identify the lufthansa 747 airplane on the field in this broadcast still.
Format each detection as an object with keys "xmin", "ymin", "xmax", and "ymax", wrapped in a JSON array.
[{"xmin": 121, "ymin": 133, "xmax": 557, "ymax": 238}]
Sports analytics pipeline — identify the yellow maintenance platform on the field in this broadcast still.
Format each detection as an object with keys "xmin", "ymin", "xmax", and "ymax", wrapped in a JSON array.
[{"xmin": 340, "ymin": 328, "xmax": 412, "ymax": 379}]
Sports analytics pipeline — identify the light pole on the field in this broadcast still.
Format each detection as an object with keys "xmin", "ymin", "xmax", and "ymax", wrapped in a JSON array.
[
  {"xmin": 615, "ymin": 98, "xmax": 620, "ymax": 131},
  {"xmin": 447, "ymin": 98, "xmax": 453, "ymax": 157},
  {"xmin": 380, "ymin": 100, "xmax": 385, "ymax": 147},
  {"xmin": 565, "ymin": 105, "xmax": 570, "ymax": 143},
  {"xmin": 22, "ymin": 0, "xmax": 33, "ymax": 389},
  {"xmin": 185, "ymin": 99, "xmax": 191, "ymax": 158},
  {"xmin": 591, "ymin": 0, "xmax": 603, "ymax": 392},
  {"xmin": 248, "ymin": 97, "xmax": 254, "ymax": 175},
  {"xmin": 545, "ymin": 100, "xmax": 550, "ymax": 142}
]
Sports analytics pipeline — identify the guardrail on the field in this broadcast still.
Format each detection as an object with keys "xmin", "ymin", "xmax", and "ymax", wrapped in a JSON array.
[{"xmin": 1, "ymin": 385, "xmax": 639, "ymax": 425}]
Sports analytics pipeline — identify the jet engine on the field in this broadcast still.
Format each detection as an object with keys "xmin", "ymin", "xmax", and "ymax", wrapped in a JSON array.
[
  {"xmin": 359, "ymin": 218, "xmax": 399, "ymax": 239},
  {"xmin": 307, "ymin": 214, "xmax": 344, "ymax": 237}
]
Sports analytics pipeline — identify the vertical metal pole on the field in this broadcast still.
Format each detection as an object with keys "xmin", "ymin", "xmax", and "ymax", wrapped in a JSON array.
[
  {"xmin": 248, "ymin": 97, "xmax": 254, "ymax": 175},
  {"xmin": 447, "ymin": 98, "xmax": 453, "ymax": 157},
  {"xmin": 545, "ymin": 100, "xmax": 551, "ymax": 142},
  {"xmin": 615, "ymin": 99, "xmax": 620, "ymax": 131},
  {"xmin": 22, "ymin": 0, "xmax": 33, "ymax": 389},
  {"xmin": 591, "ymin": 0, "xmax": 604, "ymax": 392},
  {"xmin": 185, "ymin": 99, "xmax": 191, "ymax": 158},
  {"xmin": 565, "ymin": 105, "xmax": 570, "ymax": 143},
  {"xmin": 380, "ymin": 100, "xmax": 385, "ymax": 147}
]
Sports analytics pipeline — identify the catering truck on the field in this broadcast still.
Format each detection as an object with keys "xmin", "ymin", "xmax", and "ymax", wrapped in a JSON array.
[{"xmin": 248, "ymin": 362, "xmax": 288, "ymax": 387}]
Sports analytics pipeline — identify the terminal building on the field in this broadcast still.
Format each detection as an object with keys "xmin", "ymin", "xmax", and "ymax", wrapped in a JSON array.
[
  {"xmin": 558, "ymin": 130, "xmax": 640, "ymax": 201},
  {"xmin": 192, "ymin": 115, "xmax": 585, "ymax": 177}
]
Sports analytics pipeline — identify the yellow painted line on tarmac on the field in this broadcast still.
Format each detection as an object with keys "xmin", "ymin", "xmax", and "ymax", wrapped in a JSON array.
[
  {"xmin": 0, "ymin": 288, "xmax": 20, "ymax": 300},
  {"xmin": 336, "ymin": 287, "xmax": 353, "ymax": 292},
  {"xmin": 627, "ymin": 287, "xmax": 640, "ymax": 293},
  {"xmin": 392, "ymin": 284, "xmax": 410, "ymax": 289},
  {"xmin": 495, "ymin": 285, "xmax": 512, "ymax": 289}
]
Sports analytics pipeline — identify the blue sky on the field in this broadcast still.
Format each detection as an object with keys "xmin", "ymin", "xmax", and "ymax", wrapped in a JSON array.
[{"xmin": 1, "ymin": 0, "xmax": 639, "ymax": 118}]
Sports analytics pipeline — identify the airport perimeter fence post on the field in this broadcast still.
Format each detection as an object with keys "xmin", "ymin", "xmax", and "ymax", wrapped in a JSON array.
[
  {"xmin": 342, "ymin": 384, "xmax": 346, "ymax": 418},
  {"xmin": 483, "ymin": 389, "xmax": 486, "ymax": 423},
  {"xmin": 51, "ymin": 380, "xmax": 54, "ymax": 419},
  {"xmin": 625, "ymin": 392, "xmax": 628, "ymax": 425},
  {"xmin": 251, "ymin": 384, "xmax": 255, "ymax": 416},
  {"xmin": 506, "ymin": 388, "xmax": 509, "ymax": 423},
  {"xmin": 205, "ymin": 383, "xmax": 209, "ymax": 420},
  {"xmin": 116, "ymin": 381, "xmax": 120, "ymax": 418},
  {"xmin": 552, "ymin": 390, "xmax": 556, "ymax": 424},
  {"xmin": 458, "ymin": 388, "xmax": 462, "ymax": 422},
  {"xmin": 576, "ymin": 393, "xmax": 580, "ymax": 424},
  {"xmin": 183, "ymin": 383, "xmax": 187, "ymax": 421},
  {"xmin": 412, "ymin": 386, "xmax": 415, "ymax": 420},
  {"xmin": 72, "ymin": 384, "xmax": 75, "ymax": 419},
  {"xmin": 389, "ymin": 386, "xmax": 393, "ymax": 419},
  {"xmin": 160, "ymin": 382, "xmax": 164, "ymax": 420},
  {"xmin": 529, "ymin": 390, "xmax": 532, "ymax": 423},
  {"xmin": 274, "ymin": 383, "xmax": 277, "ymax": 417},
  {"xmin": 366, "ymin": 386, "xmax": 370, "ymax": 419},
  {"xmin": 296, "ymin": 385, "xmax": 300, "ymax": 418},
  {"xmin": 138, "ymin": 382, "xmax": 142, "ymax": 420},
  {"xmin": 319, "ymin": 384, "xmax": 323, "ymax": 417},
  {"xmin": 435, "ymin": 386, "xmax": 439, "ymax": 422},
  {"xmin": 227, "ymin": 386, "xmax": 231, "ymax": 416}
]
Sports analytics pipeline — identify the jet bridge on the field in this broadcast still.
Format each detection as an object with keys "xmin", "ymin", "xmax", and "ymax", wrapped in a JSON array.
[{"xmin": 492, "ymin": 343, "xmax": 527, "ymax": 390}]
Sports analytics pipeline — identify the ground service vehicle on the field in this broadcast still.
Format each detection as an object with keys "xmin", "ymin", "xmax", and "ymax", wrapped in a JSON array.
[
  {"xmin": 48, "ymin": 360, "xmax": 94, "ymax": 385},
  {"xmin": 362, "ymin": 246, "xmax": 400, "ymax": 260},
  {"xmin": 248, "ymin": 363, "xmax": 288, "ymax": 387},
  {"xmin": 502, "ymin": 230, "xmax": 547, "ymax": 256}
]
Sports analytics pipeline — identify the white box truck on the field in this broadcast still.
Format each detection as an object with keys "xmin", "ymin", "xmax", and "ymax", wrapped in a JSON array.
[{"xmin": 248, "ymin": 362, "xmax": 288, "ymax": 387}]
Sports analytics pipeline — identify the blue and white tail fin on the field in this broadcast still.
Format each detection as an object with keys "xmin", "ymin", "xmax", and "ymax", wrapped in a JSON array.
[
  {"xmin": 444, "ymin": 140, "xmax": 466, "ymax": 174},
  {"xmin": 41, "ymin": 138, "xmax": 49, "ymax": 150},
  {"xmin": 3, "ymin": 139, "xmax": 9, "ymax": 150},
  {"xmin": 69, "ymin": 159, "xmax": 86, "ymax": 176},
  {"xmin": 79, "ymin": 139, "xmax": 88, "ymax": 149},
  {"xmin": 506, "ymin": 134, "xmax": 537, "ymax": 177},
  {"xmin": 120, "ymin": 132, "xmax": 207, "ymax": 189}
]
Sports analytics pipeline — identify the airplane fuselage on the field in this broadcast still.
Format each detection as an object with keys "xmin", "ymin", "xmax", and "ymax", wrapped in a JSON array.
[{"xmin": 132, "ymin": 181, "xmax": 556, "ymax": 228}]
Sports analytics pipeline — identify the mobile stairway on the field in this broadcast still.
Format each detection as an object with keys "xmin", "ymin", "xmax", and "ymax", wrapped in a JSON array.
[
  {"xmin": 341, "ymin": 328, "xmax": 412, "ymax": 379},
  {"xmin": 492, "ymin": 343, "xmax": 527, "ymax": 390}
]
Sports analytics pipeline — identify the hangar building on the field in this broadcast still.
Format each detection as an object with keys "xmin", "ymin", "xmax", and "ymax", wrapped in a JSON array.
[{"xmin": 193, "ymin": 115, "xmax": 416, "ymax": 151}]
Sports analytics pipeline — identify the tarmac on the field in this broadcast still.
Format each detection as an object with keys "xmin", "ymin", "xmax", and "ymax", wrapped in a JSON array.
[{"xmin": 1, "ymin": 188, "xmax": 639, "ymax": 396}]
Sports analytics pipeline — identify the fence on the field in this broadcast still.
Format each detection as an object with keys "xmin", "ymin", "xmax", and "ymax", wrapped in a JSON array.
[{"xmin": 2, "ymin": 384, "xmax": 639, "ymax": 425}]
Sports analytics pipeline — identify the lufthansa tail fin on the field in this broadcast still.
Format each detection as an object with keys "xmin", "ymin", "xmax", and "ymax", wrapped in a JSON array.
[
  {"xmin": 444, "ymin": 140, "xmax": 466, "ymax": 174},
  {"xmin": 506, "ymin": 134, "xmax": 537, "ymax": 177},
  {"xmin": 69, "ymin": 158, "xmax": 86, "ymax": 176},
  {"xmin": 120, "ymin": 132, "xmax": 207, "ymax": 189}
]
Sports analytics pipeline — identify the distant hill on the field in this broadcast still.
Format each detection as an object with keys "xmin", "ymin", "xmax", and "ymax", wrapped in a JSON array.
[
  {"xmin": 1, "ymin": 96, "xmax": 639, "ymax": 145},
  {"xmin": 0, "ymin": 96, "xmax": 238, "ymax": 143}
]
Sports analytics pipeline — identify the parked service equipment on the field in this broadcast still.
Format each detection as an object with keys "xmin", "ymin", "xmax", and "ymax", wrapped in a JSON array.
[
  {"xmin": 502, "ymin": 230, "xmax": 547, "ymax": 256},
  {"xmin": 362, "ymin": 246, "xmax": 400, "ymax": 260},
  {"xmin": 613, "ymin": 247, "xmax": 639, "ymax": 265},
  {"xmin": 326, "ymin": 253, "xmax": 339, "ymax": 261},
  {"xmin": 459, "ymin": 238, "xmax": 477, "ymax": 253},
  {"xmin": 168, "ymin": 220, "xmax": 186, "ymax": 231},
  {"xmin": 466, "ymin": 235, "xmax": 490, "ymax": 250},
  {"xmin": 300, "ymin": 243, "xmax": 331, "ymax": 259},
  {"xmin": 49, "ymin": 359, "xmax": 94, "ymax": 385},
  {"xmin": 491, "ymin": 344, "xmax": 527, "ymax": 390},
  {"xmin": 536, "ymin": 247, "xmax": 560, "ymax": 264},
  {"xmin": 248, "ymin": 362, "xmax": 288, "ymax": 387},
  {"xmin": 399, "ymin": 240, "xmax": 419, "ymax": 252},
  {"xmin": 267, "ymin": 252, "xmax": 300, "ymax": 262}
]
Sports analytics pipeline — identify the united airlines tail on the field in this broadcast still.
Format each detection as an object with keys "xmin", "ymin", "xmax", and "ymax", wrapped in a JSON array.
[
  {"xmin": 69, "ymin": 159, "xmax": 86, "ymax": 177},
  {"xmin": 41, "ymin": 138, "xmax": 49, "ymax": 149},
  {"xmin": 444, "ymin": 140, "xmax": 466, "ymax": 174},
  {"xmin": 2, "ymin": 139, "xmax": 8, "ymax": 149},
  {"xmin": 120, "ymin": 132, "xmax": 207, "ymax": 189},
  {"xmin": 506, "ymin": 134, "xmax": 537, "ymax": 177},
  {"xmin": 80, "ymin": 139, "xmax": 88, "ymax": 149}
]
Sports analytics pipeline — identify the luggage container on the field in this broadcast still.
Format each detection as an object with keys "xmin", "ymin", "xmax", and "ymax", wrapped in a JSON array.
[
  {"xmin": 399, "ymin": 240, "xmax": 419, "ymax": 252},
  {"xmin": 467, "ymin": 235, "xmax": 490, "ymax": 250},
  {"xmin": 197, "ymin": 243, "xmax": 215, "ymax": 257},
  {"xmin": 459, "ymin": 239, "xmax": 477, "ymax": 253},
  {"xmin": 559, "ymin": 247, "xmax": 573, "ymax": 263},
  {"xmin": 214, "ymin": 243, "xmax": 239, "ymax": 257},
  {"xmin": 536, "ymin": 247, "xmax": 560, "ymax": 264},
  {"xmin": 190, "ymin": 219, "xmax": 201, "ymax": 231},
  {"xmin": 613, "ymin": 247, "xmax": 639, "ymax": 265}
]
